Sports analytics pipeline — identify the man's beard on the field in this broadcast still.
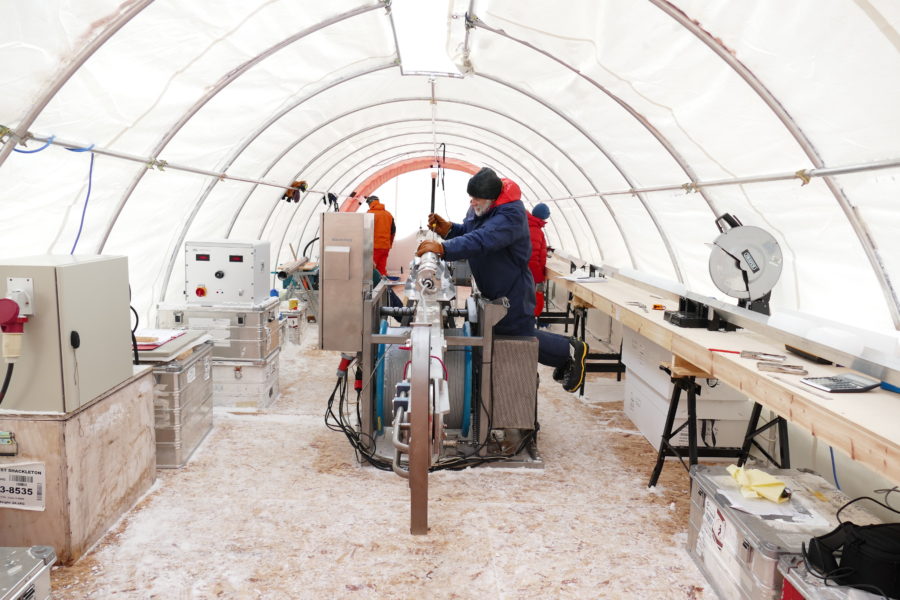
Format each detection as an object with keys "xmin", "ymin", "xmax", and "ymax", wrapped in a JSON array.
[{"xmin": 473, "ymin": 202, "xmax": 491, "ymax": 216}]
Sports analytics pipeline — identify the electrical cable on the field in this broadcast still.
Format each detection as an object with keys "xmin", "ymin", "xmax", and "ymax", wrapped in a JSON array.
[
  {"xmin": 12, "ymin": 135, "xmax": 54, "ymax": 153},
  {"xmin": 0, "ymin": 363, "xmax": 14, "ymax": 406},
  {"xmin": 128, "ymin": 284, "xmax": 139, "ymax": 365},
  {"xmin": 69, "ymin": 152, "xmax": 95, "ymax": 255},
  {"xmin": 830, "ymin": 446, "xmax": 841, "ymax": 490}
]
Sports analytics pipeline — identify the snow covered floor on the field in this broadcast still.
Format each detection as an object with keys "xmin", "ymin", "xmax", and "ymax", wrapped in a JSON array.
[{"xmin": 51, "ymin": 325, "xmax": 717, "ymax": 599}]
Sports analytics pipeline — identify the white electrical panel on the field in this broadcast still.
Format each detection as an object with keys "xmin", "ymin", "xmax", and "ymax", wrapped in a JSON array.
[
  {"xmin": 0, "ymin": 255, "xmax": 134, "ymax": 413},
  {"xmin": 184, "ymin": 240, "xmax": 271, "ymax": 306}
]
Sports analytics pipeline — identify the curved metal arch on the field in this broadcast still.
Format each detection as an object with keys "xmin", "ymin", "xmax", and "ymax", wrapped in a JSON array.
[
  {"xmin": 234, "ymin": 101, "xmax": 570, "ymax": 238},
  {"xmin": 284, "ymin": 145, "xmax": 550, "ymax": 272},
  {"xmin": 219, "ymin": 96, "xmax": 603, "ymax": 255},
  {"xmin": 277, "ymin": 134, "xmax": 567, "ymax": 252},
  {"xmin": 258, "ymin": 118, "xmax": 593, "ymax": 265},
  {"xmin": 167, "ymin": 87, "xmax": 616, "ymax": 294},
  {"xmin": 96, "ymin": 4, "xmax": 388, "ymax": 253},
  {"xmin": 290, "ymin": 141, "xmax": 563, "ymax": 255},
  {"xmin": 257, "ymin": 118, "xmax": 584, "ymax": 256},
  {"xmin": 290, "ymin": 143, "xmax": 569, "ymax": 269},
  {"xmin": 323, "ymin": 136, "xmax": 566, "ymax": 246},
  {"xmin": 0, "ymin": 0, "xmax": 155, "ymax": 168},
  {"xmin": 651, "ymin": 0, "xmax": 899, "ymax": 325},
  {"xmin": 239, "ymin": 101, "xmax": 604, "ymax": 260},
  {"xmin": 283, "ymin": 140, "xmax": 569, "ymax": 265},
  {"xmin": 473, "ymin": 71, "xmax": 681, "ymax": 279},
  {"xmin": 149, "ymin": 67, "xmax": 396, "ymax": 303}
]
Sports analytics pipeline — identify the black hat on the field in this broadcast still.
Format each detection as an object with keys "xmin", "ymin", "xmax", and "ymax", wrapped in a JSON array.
[
  {"xmin": 467, "ymin": 168, "xmax": 502, "ymax": 200},
  {"xmin": 366, "ymin": 195, "xmax": 379, "ymax": 204}
]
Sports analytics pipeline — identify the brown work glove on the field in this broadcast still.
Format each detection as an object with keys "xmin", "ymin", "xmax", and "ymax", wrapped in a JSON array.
[
  {"xmin": 428, "ymin": 213, "xmax": 451, "ymax": 238},
  {"xmin": 416, "ymin": 240, "xmax": 444, "ymax": 257}
]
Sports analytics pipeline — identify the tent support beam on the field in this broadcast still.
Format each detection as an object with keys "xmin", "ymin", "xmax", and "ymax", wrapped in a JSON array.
[
  {"xmin": 652, "ymin": 0, "xmax": 900, "ymax": 327},
  {"xmin": 271, "ymin": 138, "xmax": 572, "ymax": 277},
  {"xmin": 284, "ymin": 144, "xmax": 559, "ymax": 281},
  {"xmin": 0, "ymin": 0, "xmax": 154, "ymax": 169}
]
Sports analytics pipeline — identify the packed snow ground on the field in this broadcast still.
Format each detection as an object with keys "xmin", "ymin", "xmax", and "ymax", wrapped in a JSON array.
[{"xmin": 51, "ymin": 323, "xmax": 716, "ymax": 599}]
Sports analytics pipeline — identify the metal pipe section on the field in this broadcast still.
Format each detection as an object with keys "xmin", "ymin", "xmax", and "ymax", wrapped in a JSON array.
[
  {"xmin": 536, "ymin": 158, "xmax": 900, "ymax": 201},
  {"xmin": 275, "ymin": 258, "xmax": 309, "ymax": 281}
]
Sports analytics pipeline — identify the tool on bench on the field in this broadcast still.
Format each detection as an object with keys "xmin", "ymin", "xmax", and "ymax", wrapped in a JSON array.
[
  {"xmin": 756, "ymin": 361, "xmax": 808, "ymax": 375},
  {"xmin": 625, "ymin": 301, "xmax": 648, "ymax": 313},
  {"xmin": 709, "ymin": 348, "xmax": 787, "ymax": 362}
]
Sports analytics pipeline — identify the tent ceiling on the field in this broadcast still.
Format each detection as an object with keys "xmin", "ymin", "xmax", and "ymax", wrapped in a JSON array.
[{"xmin": 1, "ymin": 0, "xmax": 899, "ymax": 335}]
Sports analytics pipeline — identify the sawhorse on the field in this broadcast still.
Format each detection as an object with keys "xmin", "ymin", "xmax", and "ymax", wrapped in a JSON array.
[
  {"xmin": 736, "ymin": 403, "xmax": 790, "ymax": 468},
  {"xmin": 648, "ymin": 358, "xmax": 743, "ymax": 487}
]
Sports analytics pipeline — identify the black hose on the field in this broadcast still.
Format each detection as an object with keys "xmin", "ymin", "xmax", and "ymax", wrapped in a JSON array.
[
  {"xmin": 0, "ymin": 363, "xmax": 14, "ymax": 406},
  {"xmin": 302, "ymin": 237, "xmax": 319, "ymax": 260}
]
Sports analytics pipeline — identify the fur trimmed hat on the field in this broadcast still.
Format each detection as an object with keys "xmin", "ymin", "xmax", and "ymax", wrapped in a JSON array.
[{"xmin": 466, "ymin": 167, "xmax": 503, "ymax": 200}]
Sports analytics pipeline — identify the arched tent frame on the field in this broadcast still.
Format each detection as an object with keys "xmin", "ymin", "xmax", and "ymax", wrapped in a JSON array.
[{"xmin": 1, "ymin": 1, "xmax": 899, "ymax": 333}]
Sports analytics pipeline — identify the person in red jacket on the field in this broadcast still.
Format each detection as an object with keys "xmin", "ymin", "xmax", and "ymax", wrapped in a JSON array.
[
  {"xmin": 527, "ymin": 203, "xmax": 550, "ymax": 316},
  {"xmin": 366, "ymin": 195, "xmax": 396, "ymax": 276}
]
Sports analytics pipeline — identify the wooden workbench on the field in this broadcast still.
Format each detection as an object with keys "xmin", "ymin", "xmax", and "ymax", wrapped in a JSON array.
[{"xmin": 548, "ymin": 263, "xmax": 900, "ymax": 486}]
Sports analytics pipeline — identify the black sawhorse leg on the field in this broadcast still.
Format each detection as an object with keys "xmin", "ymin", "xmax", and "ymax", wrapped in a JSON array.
[
  {"xmin": 736, "ymin": 403, "xmax": 790, "ymax": 468},
  {"xmin": 571, "ymin": 306, "xmax": 625, "ymax": 396},
  {"xmin": 648, "ymin": 365, "xmax": 743, "ymax": 487}
]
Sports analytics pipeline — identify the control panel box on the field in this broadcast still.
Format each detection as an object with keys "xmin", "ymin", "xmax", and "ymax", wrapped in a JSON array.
[
  {"xmin": 184, "ymin": 240, "xmax": 271, "ymax": 306},
  {"xmin": 319, "ymin": 213, "xmax": 373, "ymax": 353},
  {"xmin": 0, "ymin": 255, "xmax": 134, "ymax": 412}
]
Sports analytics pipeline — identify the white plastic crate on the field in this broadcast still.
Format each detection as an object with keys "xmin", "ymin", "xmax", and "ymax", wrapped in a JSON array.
[
  {"xmin": 624, "ymin": 370, "xmax": 752, "ymax": 450},
  {"xmin": 211, "ymin": 348, "xmax": 280, "ymax": 409}
]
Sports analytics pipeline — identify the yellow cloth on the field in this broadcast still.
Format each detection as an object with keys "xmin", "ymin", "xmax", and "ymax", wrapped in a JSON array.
[{"xmin": 726, "ymin": 464, "xmax": 789, "ymax": 503}]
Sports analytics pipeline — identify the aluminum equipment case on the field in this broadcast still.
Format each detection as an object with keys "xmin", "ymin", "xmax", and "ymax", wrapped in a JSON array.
[
  {"xmin": 211, "ymin": 347, "xmax": 280, "ymax": 409},
  {"xmin": 688, "ymin": 465, "xmax": 880, "ymax": 600},
  {"xmin": 777, "ymin": 555, "xmax": 854, "ymax": 600},
  {"xmin": 151, "ymin": 340, "xmax": 214, "ymax": 468},
  {"xmin": 157, "ymin": 297, "xmax": 281, "ymax": 361},
  {"xmin": 0, "ymin": 546, "xmax": 55, "ymax": 600}
]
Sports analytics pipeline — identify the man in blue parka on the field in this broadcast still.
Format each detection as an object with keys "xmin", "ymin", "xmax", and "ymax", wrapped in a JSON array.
[{"xmin": 415, "ymin": 167, "xmax": 588, "ymax": 392}]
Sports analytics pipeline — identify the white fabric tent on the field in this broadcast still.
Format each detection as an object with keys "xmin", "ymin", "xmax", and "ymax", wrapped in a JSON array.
[{"xmin": 2, "ymin": 0, "xmax": 900, "ymax": 336}]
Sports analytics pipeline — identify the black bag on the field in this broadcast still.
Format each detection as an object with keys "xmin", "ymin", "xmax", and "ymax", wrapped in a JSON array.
[{"xmin": 805, "ymin": 515, "xmax": 900, "ymax": 598}]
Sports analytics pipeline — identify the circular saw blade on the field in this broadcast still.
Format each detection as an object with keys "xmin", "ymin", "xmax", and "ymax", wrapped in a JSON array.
[{"xmin": 708, "ymin": 225, "xmax": 782, "ymax": 300}]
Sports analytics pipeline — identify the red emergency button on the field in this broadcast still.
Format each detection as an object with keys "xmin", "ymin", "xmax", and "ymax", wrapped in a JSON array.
[{"xmin": 195, "ymin": 286, "xmax": 207, "ymax": 297}]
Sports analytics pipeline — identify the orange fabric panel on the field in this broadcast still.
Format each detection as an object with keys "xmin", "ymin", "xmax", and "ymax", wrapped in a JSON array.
[{"xmin": 341, "ymin": 158, "xmax": 479, "ymax": 212}]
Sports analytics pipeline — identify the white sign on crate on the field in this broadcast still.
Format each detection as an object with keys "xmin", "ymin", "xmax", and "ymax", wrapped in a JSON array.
[{"xmin": 0, "ymin": 462, "xmax": 46, "ymax": 511}]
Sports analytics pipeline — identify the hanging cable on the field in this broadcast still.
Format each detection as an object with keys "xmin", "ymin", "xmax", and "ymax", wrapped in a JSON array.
[
  {"xmin": 69, "ymin": 152, "xmax": 95, "ymax": 255},
  {"xmin": 11, "ymin": 135, "xmax": 55, "ymax": 154},
  {"xmin": 0, "ymin": 364, "xmax": 13, "ymax": 406}
]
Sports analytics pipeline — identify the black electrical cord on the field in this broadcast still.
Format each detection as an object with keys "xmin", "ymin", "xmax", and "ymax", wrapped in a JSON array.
[
  {"xmin": 302, "ymin": 237, "xmax": 319, "ymax": 260},
  {"xmin": 0, "ymin": 363, "xmax": 14, "ymax": 406},
  {"xmin": 130, "ymin": 305, "xmax": 140, "ymax": 365}
]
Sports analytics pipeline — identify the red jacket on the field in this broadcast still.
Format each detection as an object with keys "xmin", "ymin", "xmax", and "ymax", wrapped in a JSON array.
[
  {"xmin": 367, "ymin": 200, "xmax": 395, "ymax": 250},
  {"xmin": 527, "ymin": 212, "xmax": 547, "ymax": 285}
]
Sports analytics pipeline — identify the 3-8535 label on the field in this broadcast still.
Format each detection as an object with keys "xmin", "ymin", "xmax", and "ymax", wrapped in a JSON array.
[{"xmin": 0, "ymin": 462, "xmax": 45, "ymax": 511}]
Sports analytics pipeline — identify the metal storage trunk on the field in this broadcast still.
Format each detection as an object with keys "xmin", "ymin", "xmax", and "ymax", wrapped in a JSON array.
[
  {"xmin": 152, "ymin": 341, "xmax": 214, "ymax": 468},
  {"xmin": 0, "ymin": 546, "xmax": 55, "ymax": 600},
  {"xmin": 211, "ymin": 347, "xmax": 280, "ymax": 409},
  {"xmin": 687, "ymin": 465, "xmax": 878, "ymax": 600},
  {"xmin": 777, "ymin": 555, "xmax": 853, "ymax": 600},
  {"xmin": 156, "ymin": 297, "xmax": 281, "ymax": 360}
]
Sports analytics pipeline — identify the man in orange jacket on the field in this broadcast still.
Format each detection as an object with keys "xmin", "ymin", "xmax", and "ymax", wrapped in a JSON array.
[{"xmin": 366, "ymin": 195, "xmax": 396, "ymax": 276}]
